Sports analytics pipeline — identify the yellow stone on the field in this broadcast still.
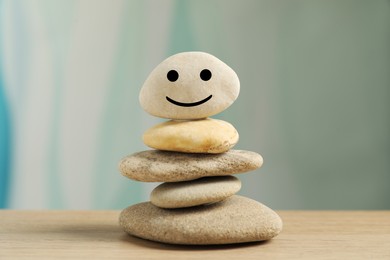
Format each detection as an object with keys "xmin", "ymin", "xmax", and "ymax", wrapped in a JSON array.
[{"xmin": 142, "ymin": 118, "xmax": 239, "ymax": 153}]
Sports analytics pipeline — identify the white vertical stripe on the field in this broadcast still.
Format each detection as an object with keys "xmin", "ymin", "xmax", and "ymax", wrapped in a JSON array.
[
  {"xmin": 6, "ymin": 0, "xmax": 54, "ymax": 208},
  {"xmin": 59, "ymin": 0, "xmax": 126, "ymax": 208}
]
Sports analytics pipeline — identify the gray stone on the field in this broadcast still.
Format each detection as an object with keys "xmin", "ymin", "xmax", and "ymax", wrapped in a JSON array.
[
  {"xmin": 150, "ymin": 176, "xmax": 241, "ymax": 208},
  {"xmin": 119, "ymin": 195, "xmax": 283, "ymax": 245},
  {"xmin": 119, "ymin": 150, "xmax": 263, "ymax": 182}
]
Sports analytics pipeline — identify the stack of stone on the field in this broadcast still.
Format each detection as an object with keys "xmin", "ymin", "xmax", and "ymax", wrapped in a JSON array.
[{"xmin": 119, "ymin": 52, "xmax": 282, "ymax": 245}]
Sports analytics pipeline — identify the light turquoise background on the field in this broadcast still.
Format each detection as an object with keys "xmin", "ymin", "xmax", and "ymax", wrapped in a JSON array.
[{"xmin": 0, "ymin": 0, "xmax": 389, "ymax": 209}]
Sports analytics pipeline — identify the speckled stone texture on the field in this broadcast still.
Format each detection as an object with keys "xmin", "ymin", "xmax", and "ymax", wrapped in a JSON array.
[
  {"xmin": 142, "ymin": 118, "xmax": 239, "ymax": 154},
  {"xmin": 119, "ymin": 149, "xmax": 263, "ymax": 182},
  {"xmin": 150, "ymin": 176, "xmax": 241, "ymax": 208},
  {"xmin": 119, "ymin": 51, "xmax": 282, "ymax": 245},
  {"xmin": 119, "ymin": 195, "xmax": 282, "ymax": 245}
]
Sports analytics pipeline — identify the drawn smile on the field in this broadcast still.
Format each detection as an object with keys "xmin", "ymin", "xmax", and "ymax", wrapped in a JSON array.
[{"xmin": 166, "ymin": 95, "xmax": 213, "ymax": 107}]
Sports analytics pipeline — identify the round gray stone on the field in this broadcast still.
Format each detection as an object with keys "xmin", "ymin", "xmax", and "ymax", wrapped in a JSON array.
[
  {"xmin": 150, "ymin": 176, "xmax": 241, "ymax": 208},
  {"xmin": 119, "ymin": 149, "xmax": 263, "ymax": 182},
  {"xmin": 119, "ymin": 195, "xmax": 282, "ymax": 245}
]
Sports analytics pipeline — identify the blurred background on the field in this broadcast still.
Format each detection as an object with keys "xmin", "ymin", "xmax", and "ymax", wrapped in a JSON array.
[{"xmin": 0, "ymin": 0, "xmax": 389, "ymax": 210}]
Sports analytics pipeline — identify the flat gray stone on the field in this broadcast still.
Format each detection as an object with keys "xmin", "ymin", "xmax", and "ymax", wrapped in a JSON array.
[
  {"xmin": 150, "ymin": 176, "xmax": 241, "ymax": 208},
  {"xmin": 119, "ymin": 149, "xmax": 263, "ymax": 182},
  {"xmin": 119, "ymin": 195, "xmax": 282, "ymax": 245}
]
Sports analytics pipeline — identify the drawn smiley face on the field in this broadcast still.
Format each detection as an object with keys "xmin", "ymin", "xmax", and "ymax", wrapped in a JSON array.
[
  {"xmin": 139, "ymin": 52, "xmax": 240, "ymax": 120},
  {"xmin": 165, "ymin": 68, "xmax": 213, "ymax": 107}
]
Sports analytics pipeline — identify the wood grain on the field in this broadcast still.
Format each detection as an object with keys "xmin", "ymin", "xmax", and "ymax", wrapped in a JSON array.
[{"xmin": 1, "ymin": 210, "xmax": 389, "ymax": 259}]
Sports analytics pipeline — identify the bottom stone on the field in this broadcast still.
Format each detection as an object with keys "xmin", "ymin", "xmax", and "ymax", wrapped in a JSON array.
[{"xmin": 119, "ymin": 195, "xmax": 282, "ymax": 245}]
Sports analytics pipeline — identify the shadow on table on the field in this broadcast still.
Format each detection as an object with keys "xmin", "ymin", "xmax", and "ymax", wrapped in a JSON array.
[
  {"xmin": 120, "ymin": 233, "xmax": 271, "ymax": 251},
  {"xmin": 36, "ymin": 222, "xmax": 271, "ymax": 251}
]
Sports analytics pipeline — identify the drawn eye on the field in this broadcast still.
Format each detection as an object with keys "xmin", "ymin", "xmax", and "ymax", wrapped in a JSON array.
[
  {"xmin": 167, "ymin": 70, "xmax": 179, "ymax": 82},
  {"xmin": 200, "ymin": 69, "xmax": 212, "ymax": 81}
]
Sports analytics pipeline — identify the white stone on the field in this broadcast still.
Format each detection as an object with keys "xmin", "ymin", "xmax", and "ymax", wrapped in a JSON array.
[{"xmin": 139, "ymin": 52, "xmax": 240, "ymax": 119}]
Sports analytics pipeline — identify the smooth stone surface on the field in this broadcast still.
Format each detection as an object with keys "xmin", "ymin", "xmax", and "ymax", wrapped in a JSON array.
[
  {"xmin": 119, "ymin": 149, "xmax": 263, "ymax": 182},
  {"xmin": 119, "ymin": 195, "xmax": 283, "ymax": 245},
  {"xmin": 150, "ymin": 176, "xmax": 241, "ymax": 209},
  {"xmin": 139, "ymin": 52, "xmax": 240, "ymax": 120},
  {"xmin": 143, "ymin": 118, "xmax": 239, "ymax": 153}
]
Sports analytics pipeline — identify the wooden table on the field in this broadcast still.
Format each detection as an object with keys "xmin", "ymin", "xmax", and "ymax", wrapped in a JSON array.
[{"xmin": 1, "ymin": 211, "xmax": 389, "ymax": 259}]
